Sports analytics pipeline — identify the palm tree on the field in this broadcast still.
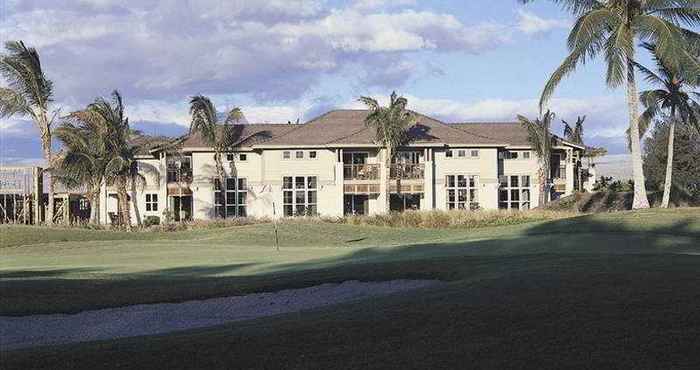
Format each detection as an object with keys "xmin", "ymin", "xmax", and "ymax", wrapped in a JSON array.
[
  {"xmin": 359, "ymin": 92, "xmax": 415, "ymax": 213},
  {"xmin": 518, "ymin": 111, "xmax": 556, "ymax": 206},
  {"xmin": 188, "ymin": 95, "xmax": 244, "ymax": 194},
  {"xmin": 0, "ymin": 41, "xmax": 58, "ymax": 224},
  {"xmin": 634, "ymin": 42, "xmax": 699, "ymax": 208},
  {"xmin": 563, "ymin": 116, "xmax": 586, "ymax": 190},
  {"xmin": 54, "ymin": 110, "xmax": 110, "ymax": 224},
  {"xmin": 92, "ymin": 91, "xmax": 144, "ymax": 230},
  {"xmin": 563, "ymin": 116, "xmax": 585, "ymax": 145},
  {"xmin": 519, "ymin": 0, "xmax": 700, "ymax": 209}
]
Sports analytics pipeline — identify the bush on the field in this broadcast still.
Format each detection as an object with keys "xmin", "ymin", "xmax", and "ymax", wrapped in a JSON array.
[
  {"xmin": 342, "ymin": 209, "xmax": 575, "ymax": 229},
  {"xmin": 144, "ymin": 216, "xmax": 160, "ymax": 227}
]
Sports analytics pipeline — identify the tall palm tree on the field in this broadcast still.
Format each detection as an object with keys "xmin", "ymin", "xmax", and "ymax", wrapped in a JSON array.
[
  {"xmin": 520, "ymin": 0, "xmax": 700, "ymax": 209},
  {"xmin": 0, "ymin": 41, "xmax": 58, "ymax": 223},
  {"xmin": 563, "ymin": 116, "xmax": 586, "ymax": 190},
  {"xmin": 93, "ymin": 91, "xmax": 144, "ymax": 230},
  {"xmin": 359, "ymin": 92, "xmax": 415, "ymax": 213},
  {"xmin": 54, "ymin": 110, "xmax": 110, "ymax": 224},
  {"xmin": 634, "ymin": 42, "xmax": 699, "ymax": 208},
  {"xmin": 188, "ymin": 95, "xmax": 243, "ymax": 193},
  {"xmin": 518, "ymin": 111, "xmax": 556, "ymax": 206}
]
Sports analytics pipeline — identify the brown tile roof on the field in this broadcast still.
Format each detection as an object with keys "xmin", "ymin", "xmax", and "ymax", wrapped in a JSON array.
[
  {"xmin": 262, "ymin": 110, "xmax": 504, "ymax": 146},
  {"xmin": 449, "ymin": 122, "xmax": 531, "ymax": 146},
  {"xmin": 450, "ymin": 122, "xmax": 585, "ymax": 148},
  {"xmin": 181, "ymin": 123, "xmax": 298, "ymax": 148}
]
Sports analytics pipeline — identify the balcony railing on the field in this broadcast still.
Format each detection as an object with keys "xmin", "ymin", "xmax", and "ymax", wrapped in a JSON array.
[
  {"xmin": 344, "ymin": 164, "xmax": 379, "ymax": 181},
  {"xmin": 390, "ymin": 163, "xmax": 424, "ymax": 180},
  {"xmin": 167, "ymin": 168, "xmax": 193, "ymax": 183}
]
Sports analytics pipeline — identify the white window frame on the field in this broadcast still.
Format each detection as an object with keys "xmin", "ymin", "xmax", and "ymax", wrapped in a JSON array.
[
  {"xmin": 295, "ymin": 151, "xmax": 304, "ymax": 159},
  {"xmin": 145, "ymin": 193, "xmax": 158, "ymax": 212},
  {"xmin": 457, "ymin": 149, "xmax": 467, "ymax": 158},
  {"xmin": 309, "ymin": 150, "xmax": 317, "ymax": 159},
  {"xmin": 283, "ymin": 151, "xmax": 291, "ymax": 160},
  {"xmin": 446, "ymin": 175, "xmax": 479, "ymax": 210},
  {"xmin": 282, "ymin": 176, "xmax": 318, "ymax": 217},
  {"xmin": 214, "ymin": 177, "xmax": 247, "ymax": 218},
  {"xmin": 499, "ymin": 175, "xmax": 531, "ymax": 210}
]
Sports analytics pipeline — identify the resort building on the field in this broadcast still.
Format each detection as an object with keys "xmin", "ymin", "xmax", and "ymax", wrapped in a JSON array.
[{"xmin": 100, "ymin": 110, "xmax": 594, "ymax": 224}]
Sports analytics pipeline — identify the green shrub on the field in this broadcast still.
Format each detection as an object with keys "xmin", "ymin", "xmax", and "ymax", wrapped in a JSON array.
[{"xmin": 144, "ymin": 216, "xmax": 160, "ymax": 227}]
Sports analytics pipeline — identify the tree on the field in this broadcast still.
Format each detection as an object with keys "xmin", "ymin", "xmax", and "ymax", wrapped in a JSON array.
[
  {"xmin": 54, "ymin": 109, "xmax": 110, "ymax": 224},
  {"xmin": 563, "ymin": 116, "xmax": 586, "ymax": 190},
  {"xmin": 188, "ymin": 95, "xmax": 244, "ymax": 195},
  {"xmin": 359, "ymin": 92, "xmax": 415, "ymax": 213},
  {"xmin": 518, "ymin": 111, "xmax": 556, "ymax": 206},
  {"xmin": 0, "ymin": 41, "xmax": 58, "ymax": 224},
  {"xmin": 644, "ymin": 116, "xmax": 700, "ymax": 203},
  {"xmin": 93, "ymin": 91, "xmax": 144, "ymax": 230},
  {"xmin": 563, "ymin": 115, "xmax": 585, "ymax": 144},
  {"xmin": 519, "ymin": 0, "xmax": 700, "ymax": 209},
  {"xmin": 634, "ymin": 42, "xmax": 699, "ymax": 208}
]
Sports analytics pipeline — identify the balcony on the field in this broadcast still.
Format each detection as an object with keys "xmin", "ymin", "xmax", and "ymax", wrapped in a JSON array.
[
  {"xmin": 390, "ymin": 163, "xmax": 424, "ymax": 180},
  {"xmin": 344, "ymin": 164, "xmax": 379, "ymax": 181},
  {"xmin": 167, "ymin": 167, "xmax": 193, "ymax": 183}
]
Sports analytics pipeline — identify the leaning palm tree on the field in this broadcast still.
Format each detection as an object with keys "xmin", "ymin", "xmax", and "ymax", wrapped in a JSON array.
[
  {"xmin": 188, "ymin": 95, "xmax": 244, "ymax": 192},
  {"xmin": 519, "ymin": 0, "xmax": 700, "ymax": 209},
  {"xmin": 54, "ymin": 110, "xmax": 110, "ymax": 224},
  {"xmin": 359, "ymin": 92, "xmax": 415, "ymax": 213},
  {"xmin": 518, "ymin": 111, "xmax": 556, "ymax": 206},
  {"xmin": 0, "ymin": 41, "xmax": 58, "ymax": 223},
  {"xmin": 634, "ymin": 42, "xmax": 699, "ymax": 208}
]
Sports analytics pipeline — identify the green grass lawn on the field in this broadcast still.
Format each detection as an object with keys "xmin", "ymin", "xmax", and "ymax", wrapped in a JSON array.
[{"xmin": 2, "ymin": 208, "xmax": 700, "ymax": 369}]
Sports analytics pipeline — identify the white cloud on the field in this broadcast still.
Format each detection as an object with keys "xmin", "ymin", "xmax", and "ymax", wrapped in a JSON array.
[
  {"xmin": 517, "ymin": 10, "xmax": 570, "ymax": 35},
  {"xmin": 352, "ymin": 0, "xmax": 417, "ymax": 11}
]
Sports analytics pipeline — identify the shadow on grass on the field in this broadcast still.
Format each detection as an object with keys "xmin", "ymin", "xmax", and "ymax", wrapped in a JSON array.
[{"xmin": 1, "ymin": 216, "xmax": 700, "ymax": 316}]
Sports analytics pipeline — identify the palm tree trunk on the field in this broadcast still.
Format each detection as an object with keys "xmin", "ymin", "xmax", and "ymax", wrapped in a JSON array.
[
  {"xmin": 625, "ymin": 56, "xmax": 650, "ymax": 209},
  {"xmin": 117, "ymin": 178, "xmax": 132, "ymax": 230},
  {"xmin": 385, "ymin": 147, "xmax": 392, "ymax": 213},
  {"xmin": 91, "ymin": 188, "xmax": 100, "ymax": 225},
  {"xmin": 539, "ymin": 160, "xmax": 547, "ymax": 206},
  {"xmin": 40, "ymin": 131, "xmax": 54, "ymax": 225},
  {"xmin": 661, "ymin": 110, "xmax": 676, "ymax": 208},
  {"xmin": 130, "ymin": 180, "xmax": 142, "ymax": 227}
]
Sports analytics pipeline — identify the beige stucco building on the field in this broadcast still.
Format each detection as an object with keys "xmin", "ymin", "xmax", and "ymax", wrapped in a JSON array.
[{"xmin": 100, "ymin": 110, "xmax": 593, "ymax": 224}]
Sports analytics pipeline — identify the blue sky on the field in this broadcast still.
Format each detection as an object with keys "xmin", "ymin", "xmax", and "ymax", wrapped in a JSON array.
[{"xmin": 1, "ymin": 0, "xmax": 660, "ymax": 164}]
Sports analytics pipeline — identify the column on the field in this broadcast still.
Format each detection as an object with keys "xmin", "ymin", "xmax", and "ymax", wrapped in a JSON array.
[{"xmin": 421, "ymin": 148, "xmax": 434, "ymax": 210}]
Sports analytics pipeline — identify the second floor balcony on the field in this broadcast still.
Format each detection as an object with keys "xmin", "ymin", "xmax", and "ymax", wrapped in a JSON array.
[
  {"xmin": 390, "ymin": 163, "xmax": 424, "ymax": 180},
  {"xmin": 344, "ymin": 164, "xmax": 379, "ymax": 181}
]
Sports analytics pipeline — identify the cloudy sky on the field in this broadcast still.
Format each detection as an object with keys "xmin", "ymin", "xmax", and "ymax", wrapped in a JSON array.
[{"xmin": 1, "ymin": 0, "xmax": 652, "ymax": 164}]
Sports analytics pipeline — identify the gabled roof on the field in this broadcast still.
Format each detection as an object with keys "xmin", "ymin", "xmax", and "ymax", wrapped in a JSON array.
[
  {"xmin": 262, "ymin": 110, "xmax": 505, "ymax": 147},
  {"xmin": 181, "ymin": 123, "xmax": 298, "ymax": 149}
]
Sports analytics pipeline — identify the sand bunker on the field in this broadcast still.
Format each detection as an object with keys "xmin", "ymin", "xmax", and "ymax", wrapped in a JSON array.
[{"xmin": 0, "ymin": 279, "xmax": 440, "ymax": 351}]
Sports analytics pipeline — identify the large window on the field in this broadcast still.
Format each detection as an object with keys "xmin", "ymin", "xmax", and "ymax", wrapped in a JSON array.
[
  {"xmin": 499, "ymin": 175, "xmax": 531, "ymax": 210},
  {"xmin": 145, "ymin": 194, "xmax": 158, "ymax": 212},
  {"xmin": 446, "ymin": 175, "xmax": 479, "ymax": 210},
  {"xmin": 283, "ymin": 176, "xmax": 317, "ymax": 216},
  {"xmin": 214, "ymin": 177, "xmax": 247, "ymax": 218}
]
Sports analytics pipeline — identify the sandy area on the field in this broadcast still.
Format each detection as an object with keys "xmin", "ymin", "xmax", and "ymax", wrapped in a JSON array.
[{"xmin": 0, "ymin": 279, "xmax": 440, "ymax": 351}]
